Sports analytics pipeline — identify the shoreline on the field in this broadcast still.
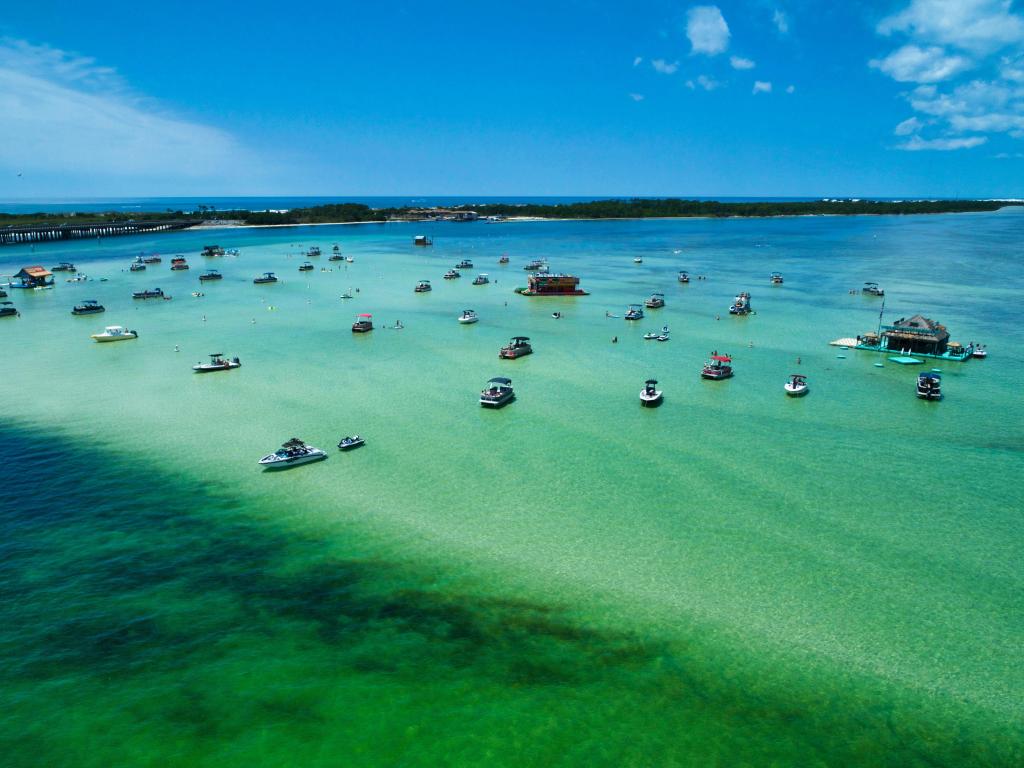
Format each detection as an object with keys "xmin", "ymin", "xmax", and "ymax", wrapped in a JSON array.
[{"xmin": 193, "ymin": 207, "xmax": 1015, "ymax": 231}]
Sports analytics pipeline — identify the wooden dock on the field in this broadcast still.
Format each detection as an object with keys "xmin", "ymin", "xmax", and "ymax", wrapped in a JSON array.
[{"xmin": 0, "ymin": 219, "xmax": 197, "ymax": 246}]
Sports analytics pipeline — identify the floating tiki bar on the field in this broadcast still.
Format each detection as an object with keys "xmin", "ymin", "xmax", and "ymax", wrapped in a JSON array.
[
  {"xmin": 856, "ymin": 314, "xmax": 974, "ymax": 361},
  {"xmin": 10, "ymin": 266, "xmax": 54, "ymax": 289},
  {"xmin": 515, "ymin": 274, "xmax": 589, "ymax": 296}
]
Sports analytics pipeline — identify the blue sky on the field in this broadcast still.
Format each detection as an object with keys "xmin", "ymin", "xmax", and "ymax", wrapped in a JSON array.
[{"xmin": 2, "ymin": 0, "xmax": 1024, "ymax": 198}]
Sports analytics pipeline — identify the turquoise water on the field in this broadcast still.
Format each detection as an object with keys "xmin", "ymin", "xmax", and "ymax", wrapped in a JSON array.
[{"xmin": 2, "ymin": 212, "xmax": 1023, "ymax": 765}]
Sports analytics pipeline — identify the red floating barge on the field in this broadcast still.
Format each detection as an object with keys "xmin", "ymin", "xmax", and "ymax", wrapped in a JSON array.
[{"xmin": 515, "ymin": 273, "xmax": 589, "ymax": 296}]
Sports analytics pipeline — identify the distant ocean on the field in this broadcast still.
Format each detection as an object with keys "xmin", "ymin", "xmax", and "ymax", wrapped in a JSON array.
[{"xmin": 0, "ymin": 195, "xmax": 826, "ymax": 215}]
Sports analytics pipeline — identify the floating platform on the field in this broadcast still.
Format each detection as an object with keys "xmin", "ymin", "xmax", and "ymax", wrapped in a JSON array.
[
  {"xmin": 888, "ymin": 356, "xmax": 924, "ymax": 365},
  {"xmin": 830, "ymin": 338, "xmax": 859, "ymax": 347}
]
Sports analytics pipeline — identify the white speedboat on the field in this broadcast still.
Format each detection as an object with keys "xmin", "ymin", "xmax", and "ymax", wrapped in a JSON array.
[
  {"xmin": 91, "ymin": 325, "xmax": 138, "ymax": 342},
  {"xmin": 633, "ymin": 257, "xmax": 643, "ymax": 264},
  {"xmin": 193, "ymin": 353, "xmax": 241, "ymax": 373},
  {"xmin": 458, "ymin": 309, "xmax": 479, "ymax": 324},
  {"xmin": 639, "ymin": 379, "xmax": 663, "ymax": 407},
  {"xmin": 258, "ymin": 438, "xmax": 327, "ymax": 469},
  {"xmin": 784, "ymin": 374, "xmax": 809, "ymax": 397}
]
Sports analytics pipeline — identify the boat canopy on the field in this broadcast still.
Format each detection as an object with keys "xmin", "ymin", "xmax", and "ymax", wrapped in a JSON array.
[
  {"xmin": 358, "ymin": 313, "xmax": 372, "ymax": 318},
  {"xmin": 512, "ymin": 336, "xmax": 530, "ymax": 341},
  {"xmin": 645, "ymin": 379, "xmax": 658, "ymax": 385},
  {"xmin": 489, "ymin": 377, "xmax": 512, "ymax": 385},
  {"xmin": 711, "ymin": 355, "xmax": 732, "ymax": 362}
]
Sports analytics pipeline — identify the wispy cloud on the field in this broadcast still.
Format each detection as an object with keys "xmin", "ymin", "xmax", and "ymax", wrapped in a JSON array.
[
  {"xmin": 0, "ymin": 38, "xmax": 256, "ymax": 184},
  {"xmin": 878, "ymin": 0, "xmax": 1024, "ymax": 55},
  {"xmin": 869, "ymin": 44, "xmax": 973, "ymax": 83},
  {"xmin": 651, "ymin": 58, "xmax": 680, "ymax": 74},
  {"xmin": 773, "ymin": 9, "xmax": 789, "ymax": 34},
  {"xmin": 897, "ymin": 134, "xmax": 988, "ymax": 150},
  {"xmin": 686, "ymin": 74, "xmax": 722, "ymax": 91},
  {"xmin": 686, "ymin": 6, "xmax": 730, "ymax": 56},
  {"xmin": 785, "ymin": 84, "xmax": 795, "ymax": 94},
  {"xmin": 895, "ymin": 116, "xmax": 924, "ymax": 135},
  {"xmin": 629, "ymin": 93, "xmax": 645, "ymax": 102},
  {"xmin": 730, "ymin": 56, "xmax": 755, "ymax": 70},
  {"xmin": 633, "ymin": 56, "xmax": 643, "ymax": 67},
  {"xmin": 752, "ymin": 80, "xmax": 773, "ymax": 94}
]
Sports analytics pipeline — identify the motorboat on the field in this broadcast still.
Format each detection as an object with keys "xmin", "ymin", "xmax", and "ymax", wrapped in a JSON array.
[
  {"xmin": 352, "ymin": 313, "xmax": 373, "ymax": 333},
  {"xmin": 443, "ymin": 269, "xmax": 461, "ymax": 280},
  {"xmin": 0, "ymin": 301, "xmax": 18, "ymax": 318},
  {"xmin": 201, "ymin": 245, "xmax": 225, "ymax": 257},
  {"xmin": 972, "ymin": 344, "xmax": 987, "ymax": 359},
  {"xmin": 199, "ymin": 270, "xmax": 223, "ymax": 281},
  {"xmin": 257, "ymin": 438, "xmax": 327, "ymax": 470},
  {"xmin": 916, "ymin": 372, "xmax": 942, "ymax": 400},
  {"xmin": 678, "ymin": 271, "xmax": 690, "ymax": 283},
  {"xmin": 456, "ymin": 259, "xmax": 474, "ymax": 269},
  {"xmin": 298, "ymin": 262, "xmax": 314, "ymax": 271},
  {"xmin": 0, "ymin": 289, "xmax": 6, "ymax": 298},
  {"xmin": 633, "ymin": 257, "xmax": 643, "ymax": 264},
  {"xmin": 480, "ymin": 376, "xmax": 515, "ymax": 408},
  {"xmin": 130, "ymin": 262, "xmax": 147, "ymax": 272},
  {"xmin": 656, "ymin": 334, "xmax": 670, "ymax": 342},
  {"xmin": 132, "ymin": 288, "xmax": 164, "ymax": 300},
  {"xmin": 770, "ymin": 271, "xmax": 784, "ymax": 285},
  {"xmin": 523, "ymin": 259, "xmax": 547, "ymax": 271},
  {"xmin": 472, "ymin": 273, "xmax": 490, "ymax": 285},
  {"xmin": 193, "ymin": 353, "xmax": 241, "ymax": 373},
  {"xmin": 701, "ymin": 354, "xmax": 733, "ymax": 380},
  {"xmin": 414, "ymin": 235, "xmax": 433, "ymax": 246},
  {"xmin": 307, "ymin": 246, "xmax": 322, "ymax": 257},
  {"xmin": 72, "ymin": 299, "xmax": 105, "ymax": 315},
  {"xmin": 862, "ymin": 281, "xmax": 885, "ymax": 297},
  {"xmin": 644, "ymin": 293, "xmax": 665, "ymax": 308},
  {"xmin": 415, "ymin": 279, "xmax": 432, "ymax": 292},
  {"xmin": 729, "ymin": 292, "xmax": 752, "ymax": 315},
  {"xmin": 624, "ymin": 304, "xmax": 644, "ymax": 320},
  {"xmin": 458, "ymin": 309, "xmax": 479, "ymax": 324},
  {"xmin": 143, "ymin": 255, "xmax": 162, "ymax": 264},
  {"xmin": 639, "ymin": 379, "xmax": 663, "ymax": 407},
  {"xmin": 254, "ymin": 272, "xmax": 278, "ymax": 284},
  {"xmin": 329, "ymin": 254, "xmax": 344, "ymax": 261},
  {"xmin": 340, "ymin": 290, "xmax": 354, "ymax": 299},
  {"xmin": 170, "ymin": 257, "xmax": 189, "ymax": 271},
  {"xmin": 499, "ymin": 336, "xmax": 532, "ymax": 359},
  {"xmin": 643, "ymin": 331, "xmax": 659, "ymax": 340},
  {"xmin": 91, "ymin": 325, "xmax": 138, "ymax": 342},
  {"xmin": 51, "ymin": 262, "xmax": 76, "ymax": 272},
  {"xmin": 784, "ymin": 374, "xmax": 809, "ymax": 396},
  {"xmin": 337, "ymin": 435, "xmax": 366, "ymax": 451},
  {"xmin": 498, "ymin": 255, "xmax": 510, "ymax": 264},
  {"xmin": 345, "ymin": 256, "xmax": 354, "ymax": 263}
]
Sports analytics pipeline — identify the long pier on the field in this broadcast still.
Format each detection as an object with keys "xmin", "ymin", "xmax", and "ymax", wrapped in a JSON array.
[{"xmin": 0, "ymin": 219, "xmax": 197, "ymax": 246}]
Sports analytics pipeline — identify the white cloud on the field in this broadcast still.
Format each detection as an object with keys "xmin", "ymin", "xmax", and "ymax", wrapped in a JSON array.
[
  {"xmin": 994, "ymin": 151, "xmax": 1024, "ymax": 157},
  {"xmin": 692, "ymin": 74, "xmax": 721, "ymax": 91},
  {"xmin": 687, "ymin": 6, "xmax": 730, "ymax": 56},
  {"xmin": 895, "ymin": 116, "xmax": 924, "ymax": 134},
  {"xmin": 949, "ymin": 112, "xmax": 1024, "ymax": 131},
  {"xmin": 773, "ymin": 9, "xmax": 789, "ymax": 34},
  {"xmin": 1001, "ymin": 54, "xmax": 1024, "ymax": 81},
  {"xmin": 0, "ymin": 38, "xmax": 252, "ymax": 182},
  {"xmin": 633, "ymin": 56, "xmax": 643, "ymax": 67},
  {"xmin": 869, "ymin": 44, "xmax": 973, "ymax": 82},
  {"xmin": 651, "ymin": 58, "xmax": 680, "ymax": 74},
  {"xmin": 897, "ymin": 134, "xmax": 988, "ymax": 150},
  {"xmin": 629, "ymin": 93, "xmax": 645, "ymax": 101},
  {"xmin": 785, "ymin": 84, "xmax": 796, "ymax": 93},
  {"xmin": 752, "ymin": 80, "xmax": 773, "ymax": 94},
  {"xmin": 878, "ymin": 0, "xmax": 1024, "ymax": 55},
  {"xmin": 730, "ymin": 56, "xmax": 755, "ymax": 70}
]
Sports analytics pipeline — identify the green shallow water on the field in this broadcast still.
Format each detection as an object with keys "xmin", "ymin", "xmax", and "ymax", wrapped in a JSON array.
[{"xmin": 1, "ymin": 213, "xmax": 1023, "ymax": 765}]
